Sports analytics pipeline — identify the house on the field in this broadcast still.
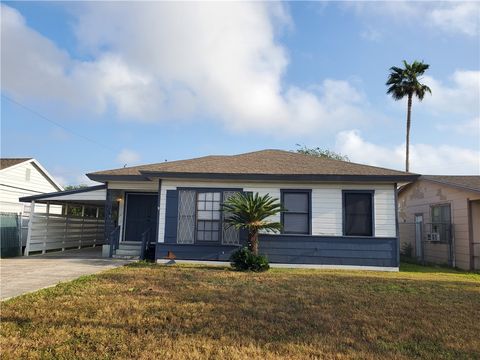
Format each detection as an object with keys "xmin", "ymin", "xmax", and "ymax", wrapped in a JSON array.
[
  {"xmin": 78, "ymin": 149, "xmax": 416, "ymax": 269},
  {"xmin": 398, "ymin": 175, "xmax": 480, "ymax": 270},
  {"xmin": 0, "ymin": 158, "xmax": 64, "ymax": 214},
  {"xmin": 1, "ymin": 158, "xmax": 64, "ymax": 256}
]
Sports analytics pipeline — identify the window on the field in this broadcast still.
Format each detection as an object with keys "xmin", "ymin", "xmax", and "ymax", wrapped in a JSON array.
[
  {"xmin": 282, "ymin": 190, "xmax": 310, "ymax": 234},
  {"xmin": 343, "ymin": 191, "xmax": 373, "ymax": 237},
  {"xmin": 431, "ymin": 204, "xmax": 451, "ymax": 243},
  {"xmin": 196, "ymin": 192, "xmax": 221, "ymax": 242}
]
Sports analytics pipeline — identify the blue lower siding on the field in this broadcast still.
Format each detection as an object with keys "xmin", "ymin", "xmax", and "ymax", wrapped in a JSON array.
[
  {"xmin": 155, "ymin": 235, "xmax": 399, "ymax": 267},
  {"xmin": 156, "ymin": 244, "xmax": 241, "ymax": 261}
]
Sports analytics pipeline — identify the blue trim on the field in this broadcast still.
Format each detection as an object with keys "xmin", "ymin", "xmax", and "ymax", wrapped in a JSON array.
[
  {"xmin": 156, "ymin": 234, "xmax": 398, "ymax": 267},
  {"xmin": 164, "ymin": 190, "xmax": 179, "ymax": 244},
  {"xmin": 176, "ymin": 187, "xmax": 243, "ymax": 192}
]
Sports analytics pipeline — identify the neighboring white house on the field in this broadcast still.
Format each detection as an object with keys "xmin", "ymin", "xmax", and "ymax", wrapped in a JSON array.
[{"xmin": 0, "ymin": 158, "xmax": 64, "ymax": 214}]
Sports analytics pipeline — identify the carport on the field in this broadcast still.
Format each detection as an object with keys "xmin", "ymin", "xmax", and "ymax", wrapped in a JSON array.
[{"xmin": 19, "ymin": 185, "xmax": 107, "ymax": 256}]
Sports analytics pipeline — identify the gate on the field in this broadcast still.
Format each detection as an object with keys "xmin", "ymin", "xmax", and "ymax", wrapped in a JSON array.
[{"xmin": 0, "ymin": 212, "xmax": 21, "ymax": 258}]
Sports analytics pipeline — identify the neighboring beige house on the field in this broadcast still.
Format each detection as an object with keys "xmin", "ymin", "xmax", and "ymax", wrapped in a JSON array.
[
  {"xmin": 399, "ymin": 176, "xmax": 480, "ymax": 270},
  {"xmin": 0, "ymin": 158, "xmax": 64, "ymax": 214}
]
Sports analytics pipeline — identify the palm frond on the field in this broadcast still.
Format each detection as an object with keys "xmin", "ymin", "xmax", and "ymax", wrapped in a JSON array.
[
  {"xmin": 386, "ymin": 60, "xmax": 432, "ymax": 102},
  {"xmin": 221, "ymin": 192, "xmax": 283, "ymax": 233}
]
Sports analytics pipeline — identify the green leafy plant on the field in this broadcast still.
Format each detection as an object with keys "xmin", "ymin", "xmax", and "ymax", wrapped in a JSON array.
[
  {"xmin": 294, "ymin": 144, "xmax": 350, "ymax": 161},
  {"xmin": 386, "ymin": 60, "xmax": 431, "ymax": 172},
  {"xmin": 230, "ymin": 247, "xmax": 270, "ymax": 272},
  {"xmin": 401, "ymin": 242, "xmax": 413, "ymax": 258},
  {"xmin": 222, "ymin": 192, "xmax": 283, "ymax": 255}
]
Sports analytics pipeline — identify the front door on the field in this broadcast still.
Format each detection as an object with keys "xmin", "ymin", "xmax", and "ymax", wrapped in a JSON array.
[{"xmin": 124, "ymin": 193, "xmax": 158, "ymax": 242}]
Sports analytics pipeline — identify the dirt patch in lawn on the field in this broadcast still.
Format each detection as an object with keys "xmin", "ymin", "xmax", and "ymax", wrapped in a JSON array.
[{"xmin": 1, "ymin": 263, "xmax": 479, "ymax": 359}]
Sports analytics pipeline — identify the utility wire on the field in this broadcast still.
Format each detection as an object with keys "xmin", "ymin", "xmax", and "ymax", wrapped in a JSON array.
[{"xmin": 2, "ymin": 94, "xmax": 118, "ymax": 154}]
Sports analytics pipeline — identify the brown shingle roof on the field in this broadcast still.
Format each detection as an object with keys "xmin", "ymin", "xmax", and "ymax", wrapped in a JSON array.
[
  {"xmin": 0, "ymin": 158, "xmax": 32, "ymax": 170},
  {"xmin": 87, "ymin": 150, "xmax": 416, "ymax": 181},
  {"xmin": 421, "ymin": 175, "xmax": 480, "ymax": 193}
]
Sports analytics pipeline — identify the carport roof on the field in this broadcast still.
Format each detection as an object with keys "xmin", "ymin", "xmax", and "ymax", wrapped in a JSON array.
[{"xmin": 19, "ymin": 185, "xmax": 106, "ymax": 206}]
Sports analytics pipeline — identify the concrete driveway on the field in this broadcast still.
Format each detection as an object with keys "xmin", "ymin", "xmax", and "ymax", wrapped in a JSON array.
[{"xmin": 0, "ymin": 247, "xmax": 132, "ymax": 300}]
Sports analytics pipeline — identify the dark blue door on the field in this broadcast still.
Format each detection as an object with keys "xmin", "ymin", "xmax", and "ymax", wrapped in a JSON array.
[{"xmin": 124, "ymin": 193, "xmax": 158, "ymax": 242}]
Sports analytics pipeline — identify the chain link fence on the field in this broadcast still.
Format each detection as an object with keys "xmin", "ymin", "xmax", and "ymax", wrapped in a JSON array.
[{"xmin": 399, "ymin": 221, "xmax": 454, "ymax": 267}]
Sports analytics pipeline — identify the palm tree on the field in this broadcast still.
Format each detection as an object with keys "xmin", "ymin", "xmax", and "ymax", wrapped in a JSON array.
[
  {"xmin": 386, "ymin": 60, "xmax": 432, "ymax": 172},
  {"xmin": 222, "ymin": 192, "xmax": 283, "ymax": 255}
]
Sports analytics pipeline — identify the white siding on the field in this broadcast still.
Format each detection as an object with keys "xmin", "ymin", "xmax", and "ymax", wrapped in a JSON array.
[
  {"xmin": 45, "ymin": 188, "xmax": 106, "ymax": 201},
  {"xmin": 0, "ymin": 161, "xmax": 62, "ymax": 214},
  {"xmin": 153, "ymin": 179, "xmax": 397, "ymax": 243},
  {"xmin": 108, "ymin": 181, "xmax": 158, "ymax": 191}
]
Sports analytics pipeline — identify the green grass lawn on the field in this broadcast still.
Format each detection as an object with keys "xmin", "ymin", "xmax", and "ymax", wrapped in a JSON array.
[{"xmin": 1, "ymin": 263, "xmax": 479, "ymax": 359}]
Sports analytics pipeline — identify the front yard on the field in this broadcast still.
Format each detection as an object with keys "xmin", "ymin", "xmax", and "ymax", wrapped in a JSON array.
[{"xmin": 1, "ymin": 263, "xmax": 479, "ymax": 359}]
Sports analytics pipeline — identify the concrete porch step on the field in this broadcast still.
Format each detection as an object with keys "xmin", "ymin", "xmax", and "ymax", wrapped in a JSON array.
[
  {"xmin": 118, "ymin": 243, "xmax": 142, "ymax": 251},
  {"xmin": 115, "ymin": 248, "xmax": 141, "ymax": 256},
  {"xmin": 112, "ymin": 254, "xmax": 140, "ymax": 260}
]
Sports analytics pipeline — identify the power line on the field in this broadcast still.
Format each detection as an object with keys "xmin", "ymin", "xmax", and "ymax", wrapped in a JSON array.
[{"xmin": 2, "ymin": 94, "xmax": 117, "ymax": 154}]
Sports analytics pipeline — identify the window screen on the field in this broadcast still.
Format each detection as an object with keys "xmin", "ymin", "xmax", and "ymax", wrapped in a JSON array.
[
  {"xmin": 282, "ymin": 191, "xmax": 310, "ymax": 234},
  {"xmin": 196, "ymin": 192, "xmax": 221, "ymax": 242},
  {"xmin": 222, "ymin": 191, "xmax": 240, "ymax": 245},
  {"xmin": 431, "ymin": 204, "xmax": 451, "ymax": 243},
  {"xmin": 343, "ymin": 192, "xmax": 373, "ymax": 236},
  {"xmin": 177, "ymin": 190, "xmax": 196, "ymax": 244}
]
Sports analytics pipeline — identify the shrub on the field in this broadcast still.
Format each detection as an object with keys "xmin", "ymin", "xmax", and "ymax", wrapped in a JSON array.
[
  {"xmin": 230, "ymin": 247, "xmax": 270, "ymax": 272},
  {"xmin": 401, "ymin": 242, "xmax": 413, "ymax": 258}
]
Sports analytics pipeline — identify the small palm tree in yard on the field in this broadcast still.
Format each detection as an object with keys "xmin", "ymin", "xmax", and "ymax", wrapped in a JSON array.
[
  {"xmin": 222, "ymin": 192, "xmax": 283, "ymax": 255},
  {"xmin": 386, "ymin": 60, "xmax": 432, "ymax": 172}
]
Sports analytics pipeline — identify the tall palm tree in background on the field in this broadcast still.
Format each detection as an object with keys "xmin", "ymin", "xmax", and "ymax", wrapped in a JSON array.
[
  {"xmin": 386, "ymin": 60, "xmax": 432, "ymax": 172},
  {"xmin": 222, "ymin": 192, "xmax": 283, "ymax": 255}
]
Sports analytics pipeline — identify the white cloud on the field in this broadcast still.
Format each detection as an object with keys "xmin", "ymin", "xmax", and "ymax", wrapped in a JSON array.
[
  {"xmin": 430, "ymin": 2, "xmax": 480, "ymax": 37},
  {"xmin": 1, "ymin": 3, "xmax": 373, "ymax": 135},
  {"xmin": 347, "ymin": 2, "xmax": 480, "ymax": 37},
  {"xmin": 436, "ymin": 117, "xmax": 480, "ymax": 136},
  {"xmin": 421, "ymin": 70, "xmax": 480, "ymax": 115},
  {"xmin": 336, "ymin": 130, "xmax": 480, "ymax": 175},
  {"xmin": 116, "ymin": 149, "xmax": 140, "ymax": 165},
  {"xmin": 360, "ymin": 27, "xmax": 382, "ymax": 42}
]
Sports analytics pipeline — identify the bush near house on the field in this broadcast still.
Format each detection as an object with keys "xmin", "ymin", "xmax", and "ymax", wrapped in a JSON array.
[{"xmin": 230, "ymin": 247, "xmax": 270, "ymax": 272}]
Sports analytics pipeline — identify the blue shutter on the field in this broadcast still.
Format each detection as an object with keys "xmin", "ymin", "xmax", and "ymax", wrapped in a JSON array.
[{"xmin": 164, "ymin": 190, "xmax": 178, "ymax": 244}]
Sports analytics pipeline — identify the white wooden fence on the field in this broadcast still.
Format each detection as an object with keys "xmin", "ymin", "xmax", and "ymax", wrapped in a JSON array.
[{"xmin": 25, "ymin": 213, "xmax": 105, "ymax": 255}]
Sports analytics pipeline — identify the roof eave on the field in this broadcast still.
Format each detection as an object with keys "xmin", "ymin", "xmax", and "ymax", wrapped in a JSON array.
[
  {"xmin": 19, "ymin": 185, "xmax": 106, "ymax": 203},
  {"xmin": 419, "ymin": 176, "xmax": 480, "ymax": 194},
  {"xmin": 85, "ymin": 173, "xmax": 149, "ymax": 182},
  {"xmin": 140, "ymin": 171, "xmax": 420, "ymax": 182}
]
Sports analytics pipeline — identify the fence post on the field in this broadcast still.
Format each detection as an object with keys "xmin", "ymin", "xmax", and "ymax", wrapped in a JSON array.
[
  {"xmin": 24, "ymin": 200, "xmax": 35, "ymax": 256},
  {"xmin": 451, "ymin": 224, "xmax": 456, "ymax": 268},
  {"xmin": 421, "ymin": 221, "xmax": 425, "ymax": 265},
  {"xmin": 94, "ymin": 207, "xmax": 100, "ymax": 247},
  {"xmin": 63, "ymin": 212, "xmax": 68, "ymax": 252},
  {"xmin": 43, "ymin": 212, "xmax": 49, "ymax": 254}
]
